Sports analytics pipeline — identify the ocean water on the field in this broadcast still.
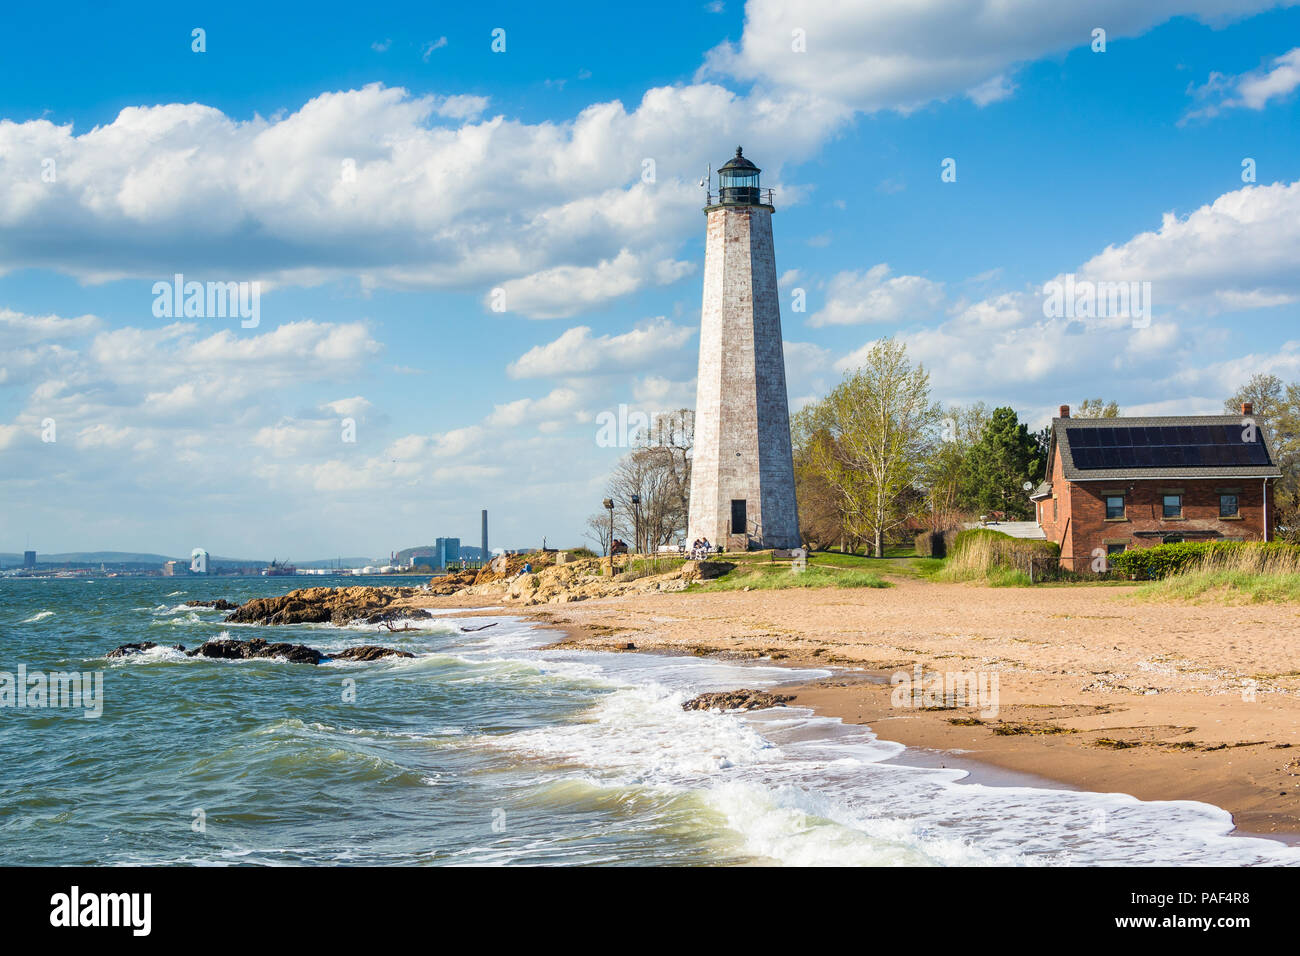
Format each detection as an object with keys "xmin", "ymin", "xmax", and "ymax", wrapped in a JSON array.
[{"xmin": 1, "ymin": 575, "xmax": 1296, "ymax": 866}]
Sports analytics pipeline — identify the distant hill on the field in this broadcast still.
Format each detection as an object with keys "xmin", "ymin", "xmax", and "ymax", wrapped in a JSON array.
[
  {"xmin": 0, "ymin": 551, "xmax": 377, "ymax": 570},
  {"xmin": 0, "ymin": 551, "xmax": 178, "ymax": 567}
]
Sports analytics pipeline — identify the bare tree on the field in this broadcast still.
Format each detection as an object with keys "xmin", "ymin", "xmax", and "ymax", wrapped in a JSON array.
[
  {"xmin": 584, "ymin": 512, "xmax": 614, "ymax": 556},
  {"xmin": 604, "ymin": 409, "xmax": 694, "ymax": 553}
]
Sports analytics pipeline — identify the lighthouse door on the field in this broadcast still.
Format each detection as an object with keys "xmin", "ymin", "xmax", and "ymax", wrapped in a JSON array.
[{"xmin": 730, "ymin": 499, "xmax": 747, "ymax": 536}]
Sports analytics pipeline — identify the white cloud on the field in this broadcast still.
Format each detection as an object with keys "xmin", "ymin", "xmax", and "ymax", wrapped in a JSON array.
[
  {"xmin": 422, "ymin": 37, "xmax": 448, "ymax": 61},
  {"xmin": 1075, "ymin": 179, "xmax": 1300, "ymax": 313},
  {"xmin": 486, "ymin": 386, "xmax": 584, "ymax": 427},
  {"xmin": 704, "ymin": 0, "xmax": 1281, "ymax": 113},
  {"xmin": 829, "ymin": 178, "xmax": 1300, "ymax": 409},
  {"xmin": 493, "ymin": 249, "xmax": 694, "ymax": 319},
  {"xmin": 507, "ymin": 318, "xmax": 695, "ymax": 378},
  {"xmin": 1186, "ymin": 46, "xmax": 1300, "ymax": 120},
  {"xmin": 0, "ymin": 308, "xmax": 100, "ymax": 344},
  {"xmin": 0, "ymin": 82, "xmax": 845, "ymax": 317},
  {"xmin": 808, "ymin": 265, "xmax": 945, "ymax": 326},
  {"xmin": 966, "ymin": 74, "xmax": 1017, "ymax": 107}
]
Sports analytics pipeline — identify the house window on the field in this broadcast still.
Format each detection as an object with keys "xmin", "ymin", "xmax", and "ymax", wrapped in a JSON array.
[
  {"xmin": 1105, "ymin": 495, "xmax": 1125, "ymax": 519},
  {"xmin": 1106, "ymin": 542, "xmax": 1126, "ymax": 556},
  {"xmin": 1162, "ymin": 494, "xmax": 1182, "ymax": 518},
  {"xmin": 1053, "ymin": 498, "xmax": 1058, "ymax": 521},
  {"xmin": 1219, "ymin": 494, "xmax": 1239, "ymax": 517}
]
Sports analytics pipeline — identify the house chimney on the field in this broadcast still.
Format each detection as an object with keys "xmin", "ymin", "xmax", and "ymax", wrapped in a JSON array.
[
  {"xmin": 1059, "ymin": 404, "xmax": 1070, "ymax": 418},
  {"xmin": 1241, "ymin": 402, "xmax": 1253, "ymax": 416}
]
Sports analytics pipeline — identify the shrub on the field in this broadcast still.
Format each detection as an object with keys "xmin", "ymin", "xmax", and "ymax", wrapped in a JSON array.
[
  {"xmin": 938, "ymin": 529, "xmax": 1059, "ymax": 582},
  {"xmin": 1110, "ymin": 541, "xmax": 1300, "ymax": 580}
]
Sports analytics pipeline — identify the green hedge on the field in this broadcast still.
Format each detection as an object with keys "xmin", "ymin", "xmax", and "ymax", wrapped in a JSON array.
[{"xmin": 1108, "ymin": 541, "xmax": 1300, "ymax": 579}]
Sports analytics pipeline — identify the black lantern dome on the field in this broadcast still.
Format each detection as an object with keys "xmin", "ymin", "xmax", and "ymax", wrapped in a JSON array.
[{"xmin": 716, "ymin": 147, "xmax": 765, "ymax": 206}]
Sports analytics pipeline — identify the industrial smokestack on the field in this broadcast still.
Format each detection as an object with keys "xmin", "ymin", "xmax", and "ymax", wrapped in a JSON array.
[{"xmin": 481, "ymin": 509, "xmax": 488, "ymax": 560}]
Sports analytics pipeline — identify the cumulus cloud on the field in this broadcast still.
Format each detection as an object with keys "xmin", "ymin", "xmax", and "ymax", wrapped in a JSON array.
[
  {"xmin": 704, "ymin": 0, "xmax": 1282, "ymax": 112},
  {"xmin": 1073, "ymin": 179, "xmax": 1300, "ymax": 313},
  {"xmin": 829, "ymin": 178, "xmax": 1300, "ymax": 409},
  {"xmin": 507, "ymin": 318, "xmax": 695, "ymax": 378},
  {"xmin": 0, "ymin": 82, "xmax": 845, "ymax": 317},
  {"xmin": 807, "ymin": 264, "xmax": 945, "ymax": 326}
]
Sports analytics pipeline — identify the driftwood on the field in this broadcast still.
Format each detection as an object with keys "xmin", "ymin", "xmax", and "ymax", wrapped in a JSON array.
[
  {"xmin": 381, "ymin": 620, "xmax": 418, "ymax": 633},
  {"xmin": 459, "ymin": 623, "xmax": 498, "ymax": 633}
]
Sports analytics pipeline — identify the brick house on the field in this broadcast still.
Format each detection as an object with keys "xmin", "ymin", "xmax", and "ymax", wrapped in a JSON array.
[{"xmin": 1031, "ymin": 404, "xmax": 1282, "ymax": 570}]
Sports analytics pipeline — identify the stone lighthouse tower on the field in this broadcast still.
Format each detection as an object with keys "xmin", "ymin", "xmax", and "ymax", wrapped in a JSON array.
[{"xmin": 687, "ymin": 148, "xmax": 800, "ymax": 551}]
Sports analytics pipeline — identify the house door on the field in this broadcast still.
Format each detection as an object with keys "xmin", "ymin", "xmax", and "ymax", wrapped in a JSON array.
[{"xmin": 730, "ymin": 499, "xmax": 747, "ymax": 536}]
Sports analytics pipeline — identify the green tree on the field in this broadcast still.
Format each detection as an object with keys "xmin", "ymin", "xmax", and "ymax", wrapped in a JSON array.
[
  {"xmin": 797, "ymin": 338, "xmax": 941, "ymax": 556},
  {"xmin": 1226, "ymin": 374, "xmax": 1300, "ymax": 538},
  {"xmin": 1074, "ymin": 398, "xmax": 1120, "ymax": 418},
  {"xmin": 964, "ymin": 407, "xmax": 1045, "ymax": 519},
  {"xmin": 924, "ymin": 402, "xmax": 988, "ymax": 528}
]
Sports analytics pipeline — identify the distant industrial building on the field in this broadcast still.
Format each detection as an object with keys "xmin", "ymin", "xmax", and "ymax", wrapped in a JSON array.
[
  {"xmin": 23, "ymin": 550, "xmax": 36, "ymax": 569},
  {"xmin": 435, "ymin": 537, "xmax": 460, "ymax": 568}
]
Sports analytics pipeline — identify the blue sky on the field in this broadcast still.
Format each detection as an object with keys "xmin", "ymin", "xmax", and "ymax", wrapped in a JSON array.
[{"xmin": 2, "ymin": 0, "xmax": 1299, "ymax": 558}]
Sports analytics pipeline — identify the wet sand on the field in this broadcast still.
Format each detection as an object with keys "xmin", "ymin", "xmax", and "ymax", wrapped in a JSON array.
[{"xmin": 477, "ymin": 578, "xmax": 1300, "ymax": 836}]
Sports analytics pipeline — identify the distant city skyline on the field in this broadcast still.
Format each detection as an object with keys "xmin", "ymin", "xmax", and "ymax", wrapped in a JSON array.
[{"xmin": 2, "ymin": 1, "xmax": 1299, "ymax": 555}]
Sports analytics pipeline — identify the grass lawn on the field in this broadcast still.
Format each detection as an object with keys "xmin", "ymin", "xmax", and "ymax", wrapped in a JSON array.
[
  {"xmin": 1135, "ymin": 570, "xmax": 1300, "ymax": 603},
  {"xmin": 694, "ymin": 560, "xmax": 890, "ymax": 591}
]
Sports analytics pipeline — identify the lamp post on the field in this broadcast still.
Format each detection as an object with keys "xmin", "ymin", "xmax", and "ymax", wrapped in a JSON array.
[
  {"xmin": 631, "ymin": 494, "xmax": 642, "ymax": 556},
  {"xmin": 602, "ymin": 498, "xmax": 614, "ymax": 556}
]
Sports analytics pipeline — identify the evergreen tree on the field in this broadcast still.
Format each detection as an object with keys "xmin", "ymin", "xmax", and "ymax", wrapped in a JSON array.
[{"xmin": 963, "ymin": 407, "xmax": 1044, "ymax": 519}]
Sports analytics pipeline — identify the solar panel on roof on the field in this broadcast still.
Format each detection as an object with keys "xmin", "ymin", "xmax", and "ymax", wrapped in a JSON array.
[{"xmin": 1065, "ymin": 424, "xmax": 1273, "ymax": 471}]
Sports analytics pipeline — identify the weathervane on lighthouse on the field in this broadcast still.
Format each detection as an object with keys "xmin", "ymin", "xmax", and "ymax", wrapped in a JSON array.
[{"xmin": 687, "ymin": 147, "xmax": 800, "ymax": 551}]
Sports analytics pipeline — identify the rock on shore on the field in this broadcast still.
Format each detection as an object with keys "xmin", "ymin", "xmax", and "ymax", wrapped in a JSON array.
[
  {"xmin": 437, "ymin": 555, "xmax": 734, "ymax": 607},
  {"xmin": 222, "ymin": 586, "xmax": 423, "ymax": 626},
  {"xmin": 682, "ymin": 689, "xmax": 794, "ymax": 712},
  {"xmin": 185, "ymin": 599, "xmax": 240, "ymax": 611}
]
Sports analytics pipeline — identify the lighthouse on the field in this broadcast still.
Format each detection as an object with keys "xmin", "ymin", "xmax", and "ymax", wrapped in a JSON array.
[{"xmin": 687, "ymin": 148, "xmax": 801, "ymax": 551}]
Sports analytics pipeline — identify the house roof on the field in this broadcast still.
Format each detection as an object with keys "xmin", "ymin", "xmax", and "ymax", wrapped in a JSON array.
[{"xmin": 1050, "ymin": 415, "xmax": 1282, "ymax": 482}]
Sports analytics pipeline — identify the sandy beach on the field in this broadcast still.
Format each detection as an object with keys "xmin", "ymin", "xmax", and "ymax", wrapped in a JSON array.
[{"xmin": 431, "ymin": 578, "xmax": 1300, "ymax": 837}]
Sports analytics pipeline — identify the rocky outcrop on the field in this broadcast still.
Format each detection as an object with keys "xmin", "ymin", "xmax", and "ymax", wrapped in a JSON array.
[
  {"xmin": 433, "ymin": 556, "xmax": 728, "ymax": 607},
  {"xmin": 682, "ymin": 689, "xmax": 794, "ymax": 712},
  {"xmin": 222, "ymin": 586, "xmax": 421, "ymax": 626},
  {"xmin": 185, "ymin": 599, "xmax": 240, "ymax": 611},
  {"xmin": 329, "ymin": 645, "xmax": 415, "ymax": 662},
  {"xmin": 187, "ymin": 637, "xmax": 324, "ymax": 665},
  {"xmin": 109, "ymin": 637, "xmax": 412, "ymax": 665},
  {"xmin": 107, "ymin": 641, "xmax": 186, "ymax": 657}
]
